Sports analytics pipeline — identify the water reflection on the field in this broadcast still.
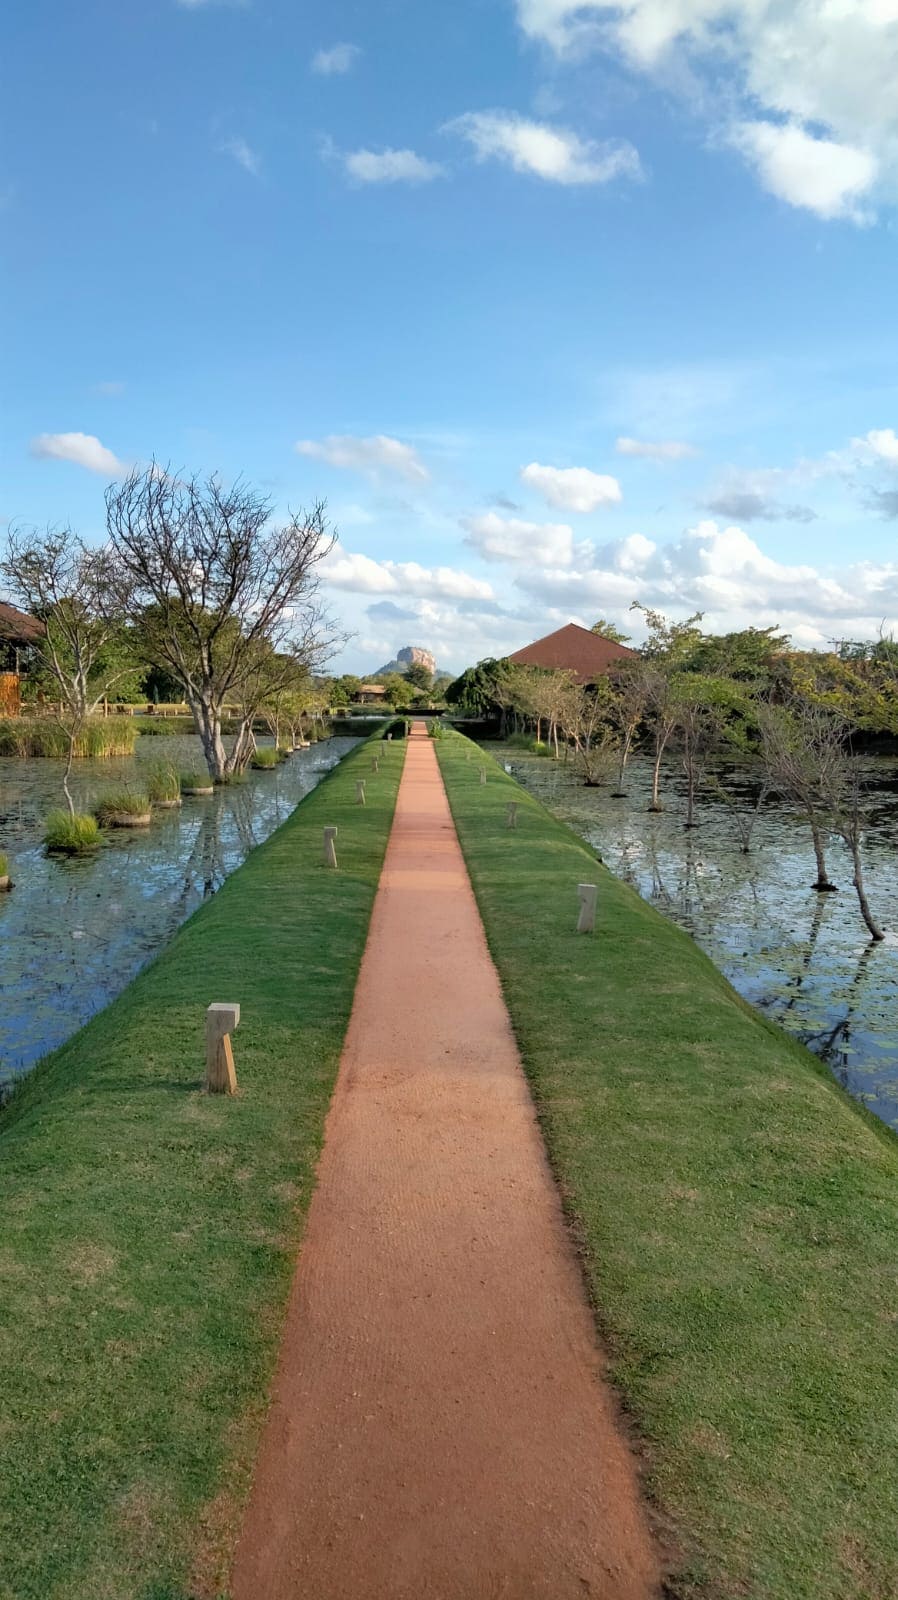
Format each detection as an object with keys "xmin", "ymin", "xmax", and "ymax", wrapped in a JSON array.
[
  {"xmin": 0, "ymin": 736, "xmax": 359, "ymax": 1083},
  {"xmin": 490, "ymin": 746, "xmax": 898, "ymax": 1131}
]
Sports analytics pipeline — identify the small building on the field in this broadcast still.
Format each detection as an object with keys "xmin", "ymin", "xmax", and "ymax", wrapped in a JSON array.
[
  {"xmin": 0, "ymin": 601, "xmax": 45, "ymax": 715},
  {"xmin": 507, "ymin": 622, "xmax": 636, "ymax": 684},
  {"xmin": 357, "ymin": 683, "xmax": 388, "ymax": 705}
]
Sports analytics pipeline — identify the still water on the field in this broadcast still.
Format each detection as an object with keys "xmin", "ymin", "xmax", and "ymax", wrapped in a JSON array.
[
  {"xmin": 489, "ymin": 745, "xmax": 898, "ymax": 1132},
  {"xmin": 0, "ymin": 735, "xmax": 358, "ymax": 1085}
]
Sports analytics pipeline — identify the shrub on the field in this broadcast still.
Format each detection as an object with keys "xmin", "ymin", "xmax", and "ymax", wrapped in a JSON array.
[
  {"xmin": 0, "ymin": 851, "xmax": 8, "ymax": 878},
  {"xmin": 146, "ymin": 761, "xmax": 181, "ymax": 804},
  {"xmin": 94, "ymin": 789, "xmax": 152, "ymax": 827},
  {"xmin": 44, "ymin": 810, "xmax": 101, "ymax": 853},
  {"xmin": 251, "ymin": 747, "xmax": 279, "ymax": 769}
]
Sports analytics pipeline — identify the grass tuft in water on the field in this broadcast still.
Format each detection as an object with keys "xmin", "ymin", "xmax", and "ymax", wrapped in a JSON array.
[
  {"xmin": 250, "ymin": 747, "xmax": 279, "ymax": 769},
  {"xmin": 94, "ymin": 790, "xmax": 152, "ymax": 826},
  {"xmin": 44, "ymin": 810, "xmax": 101, "ymax": 853},
  {"xmin": 145, "ymin": 762, "xmax": 181, "ymax": 805}
]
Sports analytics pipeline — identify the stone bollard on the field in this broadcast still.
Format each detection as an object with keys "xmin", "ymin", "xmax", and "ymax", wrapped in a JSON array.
[
  {"xmin": 506, "ymin": 801, "xmax": 518, "ymax": 830},
  {"xmin": 323, "ymin": 827, "xmax": 338, "ymax": 868},
  {"xmin": 479, "ymin": 768, "xmax": 487, "ymax": 785},
  {"xmin": 356, "ymin": 779, "xmax": 366, "ymax": 806},
  {"xmin": 387, "ymin": 733, "xmax": 392, "ymax": 742},
  {"xmin": 371, "ymin": 756, "xmax": 379, "ymax": 773},
  {"xmin": 205, "ymin": 1002, "xmax": 240, "ymax": 1094},
  {"xmin": 577, "ymin": 883, "xmax": 598, "ymax": 934}
]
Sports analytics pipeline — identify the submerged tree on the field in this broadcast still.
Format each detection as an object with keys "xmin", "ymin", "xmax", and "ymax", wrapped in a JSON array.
[
  {"xmin": 1, "ymin": 526, "xmax": 136, "ymax": 812},
  {"xmin": 630, "ymin": 603, "xmax": 704, "ymax": 811},
  {"xmin": 106, "ymin": 466, "xmax": 335, "ymax": 782}
]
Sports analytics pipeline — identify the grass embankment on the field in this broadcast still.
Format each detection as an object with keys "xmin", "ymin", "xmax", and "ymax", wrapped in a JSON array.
[
  {"xmin": 0, "ymin": 731, "xmax": 403, "ymax": 1600},
  {"xmin": 437, "ymin": 731, "xmax": 898, "ymax": 1600}
]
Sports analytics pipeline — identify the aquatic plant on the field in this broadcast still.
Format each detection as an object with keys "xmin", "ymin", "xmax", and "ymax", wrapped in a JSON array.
[
  {"xmin": 180, "ymin": 771, "xmax": 214, "ymax": 794},
  {"xmin": 250, "ymin": 747, "xmax": 279, "ymax": 769},
  {"xmin": 94, "ymin": 789, "xmax": 152, "ymax": 827},
  {"xmin": 44, "ymin": 810, "xmax": 101, "ymax": 853},
  {"xmin": 0, "ymin": 851, "xmax": 9, "ymax": 885},
  {"xmin": 0, "ymin": 717, "xmax": 137, "ymax": 759},
  {"xmin": 146, "ymin": 761, "xmax": 181, "ymax": 805}
]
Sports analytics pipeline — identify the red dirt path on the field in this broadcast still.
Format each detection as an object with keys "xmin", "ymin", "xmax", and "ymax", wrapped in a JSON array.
[{"xmin": 231, "ymin": 726, "xmax": 660, "ymax": 1599}]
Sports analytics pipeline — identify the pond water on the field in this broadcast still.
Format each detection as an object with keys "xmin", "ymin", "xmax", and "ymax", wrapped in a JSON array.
[
  {"xmin": 487, "ymin": 744, "xmax": 898, "ymax": 1132},
  {"xmin": 0, "ymin": 735, "xmax": 359, "ymax": 1085}
]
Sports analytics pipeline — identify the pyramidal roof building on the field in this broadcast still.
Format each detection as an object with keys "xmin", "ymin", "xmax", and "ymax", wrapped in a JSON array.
[{"xmin": 507, "ymin": 623, "xmax": 636, "ymax": 683}]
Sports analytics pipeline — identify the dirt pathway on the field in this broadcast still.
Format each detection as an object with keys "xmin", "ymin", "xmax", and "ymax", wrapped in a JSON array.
[{"xmin": 231, "ymin": 726, "xmax": 660, "ymax": 1600}]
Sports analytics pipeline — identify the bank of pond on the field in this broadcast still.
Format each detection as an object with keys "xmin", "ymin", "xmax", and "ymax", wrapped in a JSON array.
[
  {"xmin": 490, "ymin": 741, "xmax": 898, "ymax": 1131},
  {"xmin": 0, "ymin": 733, "xmax": 360, "ymax": 1085}
]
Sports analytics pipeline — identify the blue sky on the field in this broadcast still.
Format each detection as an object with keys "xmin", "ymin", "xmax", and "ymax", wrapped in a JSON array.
[{"xmin": 4, "ymin": 0, "xmax": 898, "ymax": 674}]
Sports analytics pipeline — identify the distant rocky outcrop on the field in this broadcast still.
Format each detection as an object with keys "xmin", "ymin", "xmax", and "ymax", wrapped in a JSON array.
[{"xmin": 374, "ymin": 644, "xmax": 437, "ymax": 677}]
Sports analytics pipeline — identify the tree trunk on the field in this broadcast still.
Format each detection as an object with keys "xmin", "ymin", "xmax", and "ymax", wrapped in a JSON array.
[
  {"xmin": 848, "ymin": 837, "xmax": 884, "ymax": 940},
  {"xmin": 63, "ymin": 731, "xmax": 77, "ymax": 817},
  {"xmin": 684, "ymin": 757, "xmax": 696, "ymax": 828},
  {"xmin": 228, "ymin": 718, "xmax": 257, "ymax": 776},
  {"xmin": 649, "ymin": 732, "xmax": 667, "ymax": 811},
  {"xmin": 190, "ymin": 698, "xmax": 228, "ymax": 782},
  {"xmin": 809, "ymin": 818, "xmax": 837, "ymax": 892}
]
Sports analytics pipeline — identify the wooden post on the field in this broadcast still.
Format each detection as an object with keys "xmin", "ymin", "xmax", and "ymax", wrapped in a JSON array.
[
  {"xmin": 356, "ymin": 779, "xmax": 366, "ymax": 806},
  {"xmin": 205, "ymin": 1003, "xmax": 240, "ymax": 1094},
  {"xmin": 479, "ymin": 767, "xmax": 487, "ymax": 785},
  {"xmin": 323, "ymin": 827, "xmax": 338, "ymax": 868},
  {"xmin": 506, "ymin": 801, "xmax": 518, "ymax": 829},
  {"xmin": 577, "ymin": 883, "xmax": 598, "ymax": 934}
]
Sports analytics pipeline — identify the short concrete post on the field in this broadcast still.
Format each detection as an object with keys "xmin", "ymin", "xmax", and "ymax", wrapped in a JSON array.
[
  {"xmin": 323, "ymin": 826, "xmax": 338, "ymax": 868},
  {"xmin": 506, "ymin": 801, "xmax": 518, "ymax": 830},
  {"xmin": 577, "ymin": 883, "xmax": 598, "ymax": 934},
  {"xmin": 387, "ymin": 733, "xmax": 392, "ymax": 742},
  {"xmin": 479, "ymin": 767, "xmax": 487, "ymax": 785},
  {"xmin": 356, "ymin": 779, "xmax": 366, "ymax": 806},
  {"xmin": 205, "ymin": 1002, "xmax": 240, "ymax": 1094},
  {"xmin": 371, "ymin": 756, "xmax": 379, "ymax": 773}
]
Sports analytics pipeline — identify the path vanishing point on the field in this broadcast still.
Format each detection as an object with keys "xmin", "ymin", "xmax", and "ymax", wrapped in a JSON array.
[{"xmin": 231, "ymin": 723, "xmax": 660, "ymax": 1599}]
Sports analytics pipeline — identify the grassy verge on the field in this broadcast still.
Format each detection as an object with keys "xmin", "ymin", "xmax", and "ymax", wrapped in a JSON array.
[
  {"xmin": 437, "ymin": 731, "xmax": 898, "ymax": 1600},
  {"xmin": 0, "ymin": 731, "xmax": 404, "ymax": 1600}
]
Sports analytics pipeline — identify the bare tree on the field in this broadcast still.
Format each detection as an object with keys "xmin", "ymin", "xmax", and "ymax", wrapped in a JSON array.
[
  {"xmin": 105, "ymin": 466, "xmax": 336, "ymax": 781},
  {"xmin": 560, "ymin": 683, "xmax": 619, "ymax": 785},
  {"xmin": 1, "ymin": 526, "xmax": 136, "ymax": 813},
  {"xmin": 758, "ymin": 701, "xmax": 841, "ymax": 892},
  {"xmin": 605, "ymin": 661, "xmax": 649, "ymax": 795}
]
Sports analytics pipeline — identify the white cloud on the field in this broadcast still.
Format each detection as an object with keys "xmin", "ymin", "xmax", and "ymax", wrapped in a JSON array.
[
  {"xmin": 219, "ymin": 137, "xmax": 261, "ymax": 177},
  {"xmin": 515, "ymin": 1, "xmax": 898, "ymax": 219},
  {"xmin": 295, "ymin": 434, "xmax": 429, "ymax": 483},
  {"xmin": 343, "ymin": 147, "xmax": 443, "ymax": 184},
  {"xmin": 445, "ymin": 111, "xmax": 641, "ymax": 185},
  {"xmin": 519, "ymin": 462, "xmax": 622, "ymax": 512},
  {"xmin": 30, "ymin": 432, "xmax": 128, "ymax": 477},
  {"xmin": 515, "ymin": 517, "xmax": 898, "ymax": 647},
  {"xmin": 311, "ymin": 42, "xmax": 361, "ymax": 75},
  {"xmin": 853, "ymin": 428, "xmax": 898, "ymax": 465},
  {"xmin": 615, "ymin": 436, "xmax": 697, "ymax": 461},
  {"xmin": 93, "ymin": 380, "xmax": 126, "ymax": 397},
  {"xmin": 731, "ymin": 121, "xmax": 876, "ymax": 221},
  {"xmin": 324, "ymin": 548, "xmax": 494, "ymax": 601},
  {"xmin": 462, "ymin": 511, "xmax": 586, "ymax": 567}
]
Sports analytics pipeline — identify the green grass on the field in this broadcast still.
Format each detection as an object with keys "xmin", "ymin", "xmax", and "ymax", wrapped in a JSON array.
[
  {"xmin": 0, "ymin": 731, "xmax": 405, "ymax": 1600},
  {"xmin": 179, "ymin": 770, "xmax": 214, "ymax": 793},
  {"xmin": 0, "ymin": 717, "xmax": 137, "ymax": 758},
  {"xmin": 94, "ymin": 789, "xmax": 153, "ymax": 826},
  {"xmin": 0, "ymin": 850, "xmax": 8, "ymax": 878},
  {"xmin": 249, "ymin": 746, "xmax": 278, "ymax": 769},
  {"xmin": 437, "ymin": 730, "xmax": 898, "ymax": 1600},
  {"xmin": 146, "ymin": 761, "xmax": 182, "ymax": 805},
  {"xmin": 44, "ymin": 809, "xmax": 102, "ymax": 853}
]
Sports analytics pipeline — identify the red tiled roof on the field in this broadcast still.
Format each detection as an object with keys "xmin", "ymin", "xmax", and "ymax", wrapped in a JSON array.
[
  {"xmin": 0, "ymin": 601, "xmax": 44, "ymax": 644},
  {"xmin": 508, "ymin": 622, "xmax": 636, "ymax": 682}
]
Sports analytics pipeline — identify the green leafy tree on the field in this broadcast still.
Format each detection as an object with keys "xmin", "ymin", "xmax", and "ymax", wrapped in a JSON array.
[
  {"xmin": 590, "ymin": 617, "xmax": 631, "ymax": 645},
  {"xmin": 405, "ymin": 661, "xmax": 434, "ymax": 693}
]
